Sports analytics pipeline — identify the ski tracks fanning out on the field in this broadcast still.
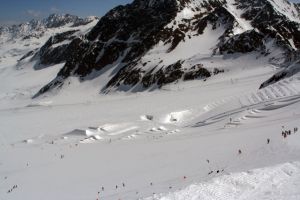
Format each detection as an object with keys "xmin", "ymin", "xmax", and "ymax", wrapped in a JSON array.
[{"xmin": 191, "ymin": 80, "xmax": 300, "ymax": 128}]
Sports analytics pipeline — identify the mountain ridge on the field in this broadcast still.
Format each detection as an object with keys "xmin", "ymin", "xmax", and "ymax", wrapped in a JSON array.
[
  {"xmin": 0, "ymin": 14, "xmax": 99, "ymax": 42},
  {"xmin": 8, "ymin": 0, "xmax": 300, "ymax": 97}
]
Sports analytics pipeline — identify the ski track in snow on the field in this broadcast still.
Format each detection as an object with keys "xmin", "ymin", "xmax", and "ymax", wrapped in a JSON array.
[
  {"xmin": 1, "ymin": 71, "xmax": 300, "ymax": 200},
  {"xmin": 14, "ymin": 78, "xmax": 300, "ymax": 153},
  {"xmin": 0, "ymin": 29, "xmax": 300, "ymax": 199}
]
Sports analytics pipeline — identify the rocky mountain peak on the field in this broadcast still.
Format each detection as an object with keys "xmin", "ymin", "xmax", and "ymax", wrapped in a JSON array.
[
  {"xmin": 43, "ymin": 14, "xmax": 80, "ymax": 28},
  {"xmin": 18, "ymin": 0, "xmax": 300, "ymax": 97},
  {"xmin": 132, "ymin": 0, "xmax": 179, "ymax": 8},
  {"xmin": 0, "ymin": 14, "xmax": 99, "ymax": 42}
]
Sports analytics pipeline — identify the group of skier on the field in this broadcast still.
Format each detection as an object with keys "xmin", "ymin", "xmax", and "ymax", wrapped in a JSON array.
[
  {"xmin": 282, "ymin": 127, "xmax": 298, "ymax": 138},
  {"xmin": 7, "ymin": 185, "xmax": 18, "ymax": 193}
]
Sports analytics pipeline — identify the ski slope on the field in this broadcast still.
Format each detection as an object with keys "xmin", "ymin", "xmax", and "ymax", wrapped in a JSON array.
[
  {"xmin": 0, "ymin": 48, "xmax": 300, "ymax": 200},
  {"xmin": 145, "ymin": 162, "xmax": 300, "ymax": 200}
]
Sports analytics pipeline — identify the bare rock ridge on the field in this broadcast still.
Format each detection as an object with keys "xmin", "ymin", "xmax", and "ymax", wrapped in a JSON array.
[{"xmin": 16, "ymin": 0, "xmax": 300, "ymax": 97}]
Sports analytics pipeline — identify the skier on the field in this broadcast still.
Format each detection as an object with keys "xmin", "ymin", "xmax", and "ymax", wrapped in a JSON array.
[
  {"xmin": 267, "ymin": 138, "xmax": 270, "ymax": 144},
  {"xmin": 238, "ymin": 149, "xmax": 242, "ymax": 155}
]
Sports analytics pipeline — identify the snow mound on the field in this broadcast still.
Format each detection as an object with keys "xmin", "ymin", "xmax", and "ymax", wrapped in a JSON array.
[
  {"xmin": 150, "ymin": 126, "xmax": 168, "ymax": 132},
  {"xmin": 140, "ymin": 115, "xmax": 154, "ymax": 121},
  {"xmin": 80, "ymin": 135, "xmax": 103, "ymax": 144},
  {"xmin": 23, "ymin": 139, "xmax": 34, "ymax": 144},
  {"xmin": 27, "ymin": 101, "xmax": 53, "ymax": 107},
  {"xmin": 162, "ymin": 110, "xmax": 192, "ymax": 124},
  {"xmin": 97, "ymin": 123, "xmax": 132, "ymax": 132},
  {"xmin": 64, "ymin": 129, "xmax": 86, "ymax": 136}
]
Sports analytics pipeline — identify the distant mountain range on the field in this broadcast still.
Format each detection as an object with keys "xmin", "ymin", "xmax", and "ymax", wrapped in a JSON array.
[{"xmin": 0, "ymin": 14, "xmax": 98, "ymax": 42}]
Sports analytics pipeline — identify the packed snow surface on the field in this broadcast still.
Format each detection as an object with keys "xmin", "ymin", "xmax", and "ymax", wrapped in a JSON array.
[
  {"xmin": 0, "ymin": 5, "xmax": 300, "ymax": 198},
  {"xmin": 1, "ymin": 53, "xmax": 300, "ymax": 199},
  {"xmin": 145, "ymin": 162, "xmax": 300, "ymax": 200}
]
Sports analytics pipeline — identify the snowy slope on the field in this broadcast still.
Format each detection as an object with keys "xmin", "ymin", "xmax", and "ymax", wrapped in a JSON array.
[
  {"xmin": 0, "ymin": 1, "xmax": 300, "ymax": 200},
  {"xmin": 1, "ymin": 57, "xmax": 300, "ymax": 199},
  {"xmin": 145, "ymin": 162, "xmax": 300, "ymax": 200}
]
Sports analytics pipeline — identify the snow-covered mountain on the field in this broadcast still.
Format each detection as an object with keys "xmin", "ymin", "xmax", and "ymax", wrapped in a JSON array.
[
  {"xmin": 0, "ymin": 14, "xmax": 99, "ymax": 69},
  {"xmin": 1, "ymin": 1, "xmax": 300, "ymax": 200},
  {"xmin": 0, "ymin": 14, "xmax": 98, "ymax": 42},
  {"xmin": 24, "ymin": 0, "xmax": 300, "ymax": 97}
]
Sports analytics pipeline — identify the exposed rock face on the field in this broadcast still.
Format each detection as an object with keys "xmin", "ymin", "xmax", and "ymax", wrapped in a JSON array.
[
  {"xmin": 33, "ymin": 30, "xmax": 79, "ymax": 69},
  {"xmin": 29, "ymin": 0, "xmax": 300, "ymax": 97},
  {"xmin": 219, "ymin": 30, "xmax": 265, "ymax": 53}
]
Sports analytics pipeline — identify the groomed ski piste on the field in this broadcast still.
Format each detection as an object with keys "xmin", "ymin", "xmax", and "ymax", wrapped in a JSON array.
[{"xmin": 0, "ymin": 52, "xmax": 300, "ymax": 200}]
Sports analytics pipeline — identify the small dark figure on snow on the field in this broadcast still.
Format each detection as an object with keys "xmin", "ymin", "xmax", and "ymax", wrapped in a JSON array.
[
  {"xmin": 122, "ymin": 183, "xmax": 125, "ymax": 187},
  {"xmin": 238, "ymin": 149, "xmax": 242, "ymax": 155},
  {"xmin": 294, "ymin": 127, "xmax": 298, "ymax": 133},
  {"xmin": 116, "ymin": 185, "xmax": 118, "ymax": 189},
  {"xmin": 206, "ymin": 159, "xmax": 210, "ymax": 163},
  {"xmin": 267, "ymin": 138, "xmax": 270, "ymax": 144},
  {"xmin": 283, "ymin": 132, "xmax": 287, "ymax": 138},
  {"xmin": 101, "ymin": 186, "xmax": 104, "ymax": 191},
  {"xmin": 150, "ymin": 182, "xmax": 153, "ymax": 186}
]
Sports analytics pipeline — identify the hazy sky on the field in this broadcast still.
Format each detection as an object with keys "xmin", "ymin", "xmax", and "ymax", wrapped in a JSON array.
[
  {"xmin": 0, "ymin": 0, "xmax": 133, "ymax": 25},
  {"xmin": 0, "ymin": 0, "xmax": 299, "ymax": 26}
]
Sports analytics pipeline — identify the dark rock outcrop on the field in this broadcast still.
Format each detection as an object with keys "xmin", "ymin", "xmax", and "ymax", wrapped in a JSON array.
[
  {"xmin": 33, "ymin": 30, "xmax": 79, "ymax": 69},
  {"xmin": 32, "ymin": 0, "xmax": 300, "ymax": 97}
]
